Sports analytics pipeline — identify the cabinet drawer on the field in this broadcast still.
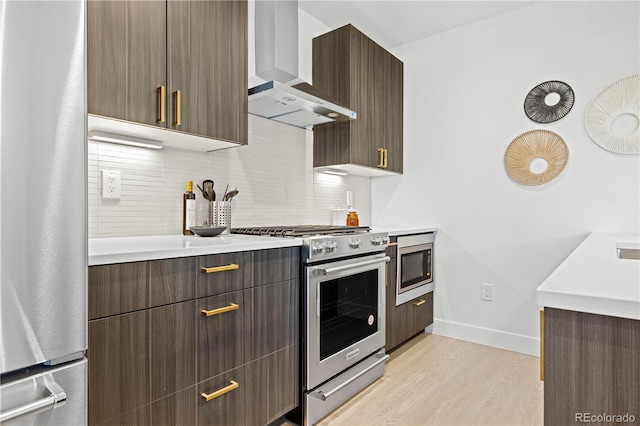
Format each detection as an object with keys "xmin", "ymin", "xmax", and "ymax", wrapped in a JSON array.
[
  {"xmin": 197, "ymin": 252, "xmax": 252, "ymax": 297},
  {"xmin": 412, "ymin": 292, "xmax": 434, "ymax": 334},
  {"xmin": 89, "ymin": 262, "xmax": 148, "ymax": 319},
  {"xmin": 88, "ymin": 310, "xmax": 150, "ymax": 425},
  {"xmin": 197, "ymin": 291, "xmax": 245, "ymax": 381},
  {"xmin": 88, "ymin": 300, "xmax": 197, "ymax": 425},
  {"xmin": 149, "ymin": 301, "xmax": 197, "ymax": 402},
  {"xmin": 245, "ymin": 345, "xmax": 299, "ymax": 426},
  {"xmin": 252, "ymin": 247, "xmax": 300, "ymax": 287},
  {"xmin": 197, "ymin": 366, "xmax": 246, "ymax": 426},
  {"xmin": 149, "ymin": 256, "xmax": 197, "ymax": 306},
  {"xmin": 244, "ymin": 280, "xmax": 299, "ymax": 361}
]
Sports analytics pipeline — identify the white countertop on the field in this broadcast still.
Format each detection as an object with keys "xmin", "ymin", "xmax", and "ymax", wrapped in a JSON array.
[
  {"xmin": 372, "ymin": 226, "xmax": 438, "ymax": 237},
  {"xmin": 536, "ymin": 233, "xmax": 640, "ymax": 320},
  {"xmin": 89, "ymin": 234, "xmax": 303, "ymax": 265}
]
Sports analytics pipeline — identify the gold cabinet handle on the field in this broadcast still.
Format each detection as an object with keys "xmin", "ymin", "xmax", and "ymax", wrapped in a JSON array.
[
  {"xmin": 383, "ymin": 148, "xmax": 388, "ymax": 169},
  {"xmin": 201, "ymin": 263, "xmax": 239, "ymax": 274},
  {"xmin": 377, "ymin": 147, "xmax": 385, "ymax": 168},
  {"xmin": 413, "ymin": 299, "xmax": 426, "ymax": 306},
  {"xmin": 201, "ymin": 303, "xmax": 239, "ymax": 317},
  {"xmin": 387, "ymin": 242, "xmax": 398, "ymax": 247},
  {"xmin": 156, "ymin": 86, "xmax": 165, "ymax": 123},
  {"xmin": 173, "ymin": 90, "xmax": 181, "ymax": 126},
  {"xmin": 200, "ymin": 380, "xmax": 239, "ymax": 402}
]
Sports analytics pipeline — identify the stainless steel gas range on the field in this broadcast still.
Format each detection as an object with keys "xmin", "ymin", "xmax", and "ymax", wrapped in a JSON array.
[{"xmin": 232, "ymin": 226, "xmax": 390, "ymax": 425}]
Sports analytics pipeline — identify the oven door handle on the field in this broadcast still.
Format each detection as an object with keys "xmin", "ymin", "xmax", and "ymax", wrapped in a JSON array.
[
  {"xmin": 316, "ymin": 353, "xmax": 390, "ymax": 401},
  {"xmin": 312, "ymin": 256, "xmax": 390, "ymax": 276}
]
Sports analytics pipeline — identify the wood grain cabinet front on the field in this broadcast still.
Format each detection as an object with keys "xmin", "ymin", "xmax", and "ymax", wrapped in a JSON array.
[
  {"xmin": 244, "ymin": 280, "xmax": 299, "ymax": 362},
  {"xmin": 245, "ymin": 345, "xmax": 299, "ymax": 426},
  {"xmin": 88, "ymin": 261, "xmax": 148, "ymax": 320},
  {"xmin": 385, "ymin": 238, "xmax": 433, "ymax": 352},
  {"xmin": 87, "ymin": 0, "xmax": 166, "ymax": 127},
  {"xmin": 197, "ymin": 366, "xmax": 246, "ymax": 426},
  {"xmin": 87, "ymin": 0, "xmax": 248, "ymax": 145},
  {"xmin": 197, "ymin": 251, "xmax": 252, "ymax": 297},
  {"xmin": 544, "ymin": 308, "xmax": 640, "ymax": 425},
  {"xmin": 312, "ymin": 24, "xmax": 403, "ymax": 174},
  {"xmin": 88, "ymin": 301, "xmax": 197, "ymax": 425},
  {"xmin": 197, "ymin": 291, "xmax": 246, "ymax": 381},
  {"xmin": 251, "ymin": 247, "xmax": 300, "ymax": 288},
  {"xmin": 87, "ymin": 247, "xmax": 300, "ymax": 426}
]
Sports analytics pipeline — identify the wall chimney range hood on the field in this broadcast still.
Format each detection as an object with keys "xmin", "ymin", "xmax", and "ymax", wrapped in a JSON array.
[{"xmin": 248, "ymin": 0, "xmax": 356, "ymax": 128}]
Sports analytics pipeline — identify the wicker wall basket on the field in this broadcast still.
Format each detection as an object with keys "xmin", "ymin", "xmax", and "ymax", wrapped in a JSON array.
[
  {"xmin": 524, "ymin": 80, "xmax": 575, "ymax": 124},
  {"xmin": 585, "ymin": 75, "xmax": 639, "ymax": 154},
  {"xmin": 504, "ymin": 130, "xmax": 569, "ymax": 186}
]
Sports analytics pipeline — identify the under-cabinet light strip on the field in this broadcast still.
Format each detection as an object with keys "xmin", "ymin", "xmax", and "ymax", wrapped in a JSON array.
[{"xmin": 88, "ymin": 130, "xmax": 163, "ymax": 150}]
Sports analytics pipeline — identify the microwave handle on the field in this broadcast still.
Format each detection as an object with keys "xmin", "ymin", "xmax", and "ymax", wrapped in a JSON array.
[{"xmin": 312, "ymin": 256, "xmax": 390, "ymax": 276}]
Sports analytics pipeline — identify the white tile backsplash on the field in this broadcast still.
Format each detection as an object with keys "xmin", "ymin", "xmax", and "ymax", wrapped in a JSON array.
[{"xmin": 88, "ymin": 115, "xmax": 372, "ymax": 238}]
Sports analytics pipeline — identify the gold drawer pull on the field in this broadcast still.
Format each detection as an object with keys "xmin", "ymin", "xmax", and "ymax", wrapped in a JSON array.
[
  {"xmin": 200, "ymin": 380, "xmax": 239, "ymax": 402},
  {"xmin": 201, "ymin": 303, "xmax": 239, "ymax": 317},
  {"xmin": 201, "ymin": 263, "xmax": 239, "ymax": 274},
  {"xmin": 173, "ymin": 89, "xmax": 181, "ymax": 126},
  {"xmin": 387, "ymin": 242, "xmax": 398, "ymax": 247},
  {"xmin": 377, "ymin": 147, "xmax": 385, "ymax": 168},
  {"xmin": 413, "ymin": 299, "xmax": 426, "ymax": 306},
  {"xmin": 156, "ymin": 86, "xmax": 165, "ymax": 123}
]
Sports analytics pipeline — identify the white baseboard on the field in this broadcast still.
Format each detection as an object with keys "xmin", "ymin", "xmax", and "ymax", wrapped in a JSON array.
[{"xmin": 432, "ymin": 319, "xmax": 540, "ymax": 357}]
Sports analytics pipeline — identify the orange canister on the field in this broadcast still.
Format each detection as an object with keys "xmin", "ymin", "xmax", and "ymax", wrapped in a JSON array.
[{"xmin": 346, "ymin": 209, "xmax": 359, "ymax": 226}]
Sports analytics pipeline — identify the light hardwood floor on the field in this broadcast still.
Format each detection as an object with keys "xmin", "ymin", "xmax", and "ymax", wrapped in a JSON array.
[{"xmin": 316, "ymin": 333, "xmax": 544, "ymax": 426}]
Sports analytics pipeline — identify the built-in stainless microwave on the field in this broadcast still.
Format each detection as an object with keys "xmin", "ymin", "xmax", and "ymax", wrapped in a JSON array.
[{"xmin": 396, "ymin": 233, "xmax": 434, "ymax": 306}]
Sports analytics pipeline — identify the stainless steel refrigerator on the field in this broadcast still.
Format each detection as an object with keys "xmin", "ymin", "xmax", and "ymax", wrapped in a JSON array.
[{"xmin": 0, "ymin": 1, "xmax": 87, "ymax": 424}]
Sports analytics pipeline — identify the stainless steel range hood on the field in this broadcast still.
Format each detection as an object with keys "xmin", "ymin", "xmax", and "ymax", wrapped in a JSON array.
[{"xmin": 249, "ymin": 0, "xmax": 356, "ymax": 128}]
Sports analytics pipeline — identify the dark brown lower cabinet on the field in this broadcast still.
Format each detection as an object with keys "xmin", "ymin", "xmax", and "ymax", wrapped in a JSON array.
[
  {"xmin": 544, "ymin": 308, "xmax": 640, "ymax": 426},
  {"xmin": 245, "ymin": 346, "xmax": 299, "ymax": 426},
  {"xmin": 88, "ymin": 301, "xmax": 197, "ymax": 425},
  {"xmin": 385, "ymin": 239, "xmax": 434, "ymax": 352},
  {"xmin": 88, "ymin": 248, "xmax": 300, "ymax": 426},
  {"xmin": 197, "ymin": 366, "xmax": 246, "ymax": 426},
  {"xmin": 197, "ymin": 291, "xmax": 245, "ymax": 381},
  {"xmin": 88, "ymin": 310, "xmax": 150, "ymax": 425}
]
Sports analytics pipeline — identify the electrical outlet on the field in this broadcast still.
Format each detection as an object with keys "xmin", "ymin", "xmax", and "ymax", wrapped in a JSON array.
[
  {"xmin": 481, "ymin": 283, "xmax": 493, "ymax": 301},
  {"xmin": 102, "ymin": 170, "xmax": 121, "ymax": 199}
]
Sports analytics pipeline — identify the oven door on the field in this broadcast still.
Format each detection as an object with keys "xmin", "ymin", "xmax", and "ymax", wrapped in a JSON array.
[{"xmin": 305, "ymin": 253, "xmax": 389, "ymax": 390}]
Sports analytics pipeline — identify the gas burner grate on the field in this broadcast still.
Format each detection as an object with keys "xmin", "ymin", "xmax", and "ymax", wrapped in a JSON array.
[{"xmin": 231, "ymin": 225, "xmax": 370, "ymax": 238}]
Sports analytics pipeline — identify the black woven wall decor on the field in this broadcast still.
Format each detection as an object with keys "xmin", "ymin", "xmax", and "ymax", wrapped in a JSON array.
[{"xmin": 524, "ymin": 80, "xmax": 575, "ymax": 124}]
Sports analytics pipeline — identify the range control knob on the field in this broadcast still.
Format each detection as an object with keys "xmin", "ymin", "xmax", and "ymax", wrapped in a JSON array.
[
  {"xmin": 326, "ymin": 241, "xmax": 338, "ymax": 253},
  {"xmin": 349, "ymin": 238, "xmax": 362, "ymax": 249},
  {"xmin": 371, "ymin": 236, "xmax": 382, "ymax": 246},
  {"xmin": 312, "ymin": 242, "xmax": 327, "ymax": 255},
  {"xmin": 382, "ymin": 236, "xmax": 390, "ymax": 244}
]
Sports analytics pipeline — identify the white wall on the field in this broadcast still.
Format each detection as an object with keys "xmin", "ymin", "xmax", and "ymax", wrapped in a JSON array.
[
  {"xmin": 89, "ymin": 115, "xmax": 371, "ymax": 238},
  {"xmin": 373, "ymin": 1, "xmax": 640, "ymax": 355}
]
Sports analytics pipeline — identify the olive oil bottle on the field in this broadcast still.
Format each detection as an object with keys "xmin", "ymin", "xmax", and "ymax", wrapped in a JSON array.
[{"xmin": 183, "ymin": 180, "xmax": 196, "ymax": 235}]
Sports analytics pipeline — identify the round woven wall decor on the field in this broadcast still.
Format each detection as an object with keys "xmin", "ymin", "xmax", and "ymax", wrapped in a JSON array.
[
  {"xmin": 585, "ymin": 75, "xmax": 639, "ymax": 154},
  {"xmin": 524, "ymin": 80, "xmax": 575, "ymax": 123},
  {"xmin": 504, "ymin": 130, "xmax": 569, "ymax": 186}
]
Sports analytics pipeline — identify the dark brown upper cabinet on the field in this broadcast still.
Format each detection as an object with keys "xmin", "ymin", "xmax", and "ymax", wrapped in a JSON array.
[
  {"xmin": 87, "ymin": 0, "xmax": 248, "ymax": 148},
  {"xmin": 312, "ymin": 24, "xmax": 403, "ymax": 175}
]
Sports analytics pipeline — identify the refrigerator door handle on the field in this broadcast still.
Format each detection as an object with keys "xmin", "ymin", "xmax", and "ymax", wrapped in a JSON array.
[{"xmin": 0, "ymin": 379, "xmax": 66, "ymax": 423}]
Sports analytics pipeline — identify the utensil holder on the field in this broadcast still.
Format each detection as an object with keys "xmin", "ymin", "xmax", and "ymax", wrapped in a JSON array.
[{"xmin": 211, "ymin": 201, "xmax": 231, "ymax": 233}]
